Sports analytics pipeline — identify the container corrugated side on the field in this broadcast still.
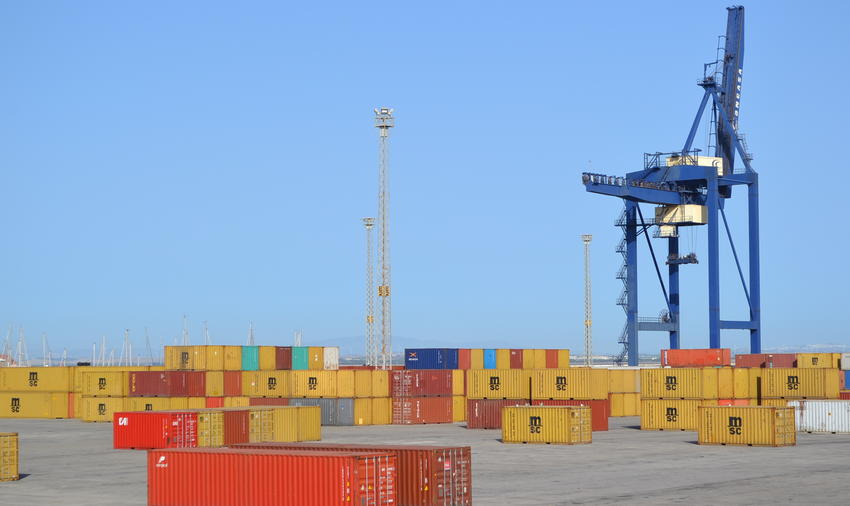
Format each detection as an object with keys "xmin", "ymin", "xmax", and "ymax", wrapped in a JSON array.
[
  {"xmin": 0, "ymin": 433, "xmax": 19, "ymax": 481},
  {"xmin": 501, "ymin": 406, "xmax": 591, "ymax": 444},
  {"xmin": 759, "ymin": 368, "xmax": 840, "ymax": 399},
  {"xmin": 531, "ymin": 368, "xmax": 609, "ymax": 400},
  {"xmin": 230, "ymin": 443, "xmax": 472, "ymax": 506},
  {"xmin": 640, "ymin": 399, "xmax": 717, "ymax": 431},
  {"xmin": 113, "ymin": 411, "xmax": 199, "ymax": 449},
  {"xmin": 354, "ymin": 398, "xmax": 372, "ymax": 425},
  {"xmin": 466, "ymin": 399, "xmax": 532, "ymax": 429},
  {"xmin": 336, "ymin": 370, "xmax": 355, "ymax": 398},
  {"xmin": 291, "ymin": 347, "xmax": 309, "ymax": 370},
  {"xmin": 470, "ymin": 349, "xmax": 484, "ymax": 369},
  {"xmin": 204, "ymin": 345, "xmax": 225, "ymax": 370},
  {"xmin": 452, "ymin": 395, "xmax": 466, "ymax": 422},
  {"xmin": 796, "ymin": 353, "xmax": 840, "ymax": 369},
  {"xmin": 148, "ymin": 449, "xmax": 397, "ymax": 506},
  {"xmin": 0, "ymin": 392, "xmax": 68, "ymax": 418},
  {"xmin": 80, "ymin": 396, "xmax": 127, "ymax": 422},
  {"xmin": 532, "ymin": 399, "xmax": 609, "ymax": 431},
  {"xmin": 80, "ymin": 371, "xmax": 128, "ymax": 397},
  {"xmin": 697, "ymin": 406, "xmax": 796, "ymax": 446},
  {"xmin": 297, "ymin": 406, "xmax": 322, "ymax": 440},
  {"xmin": 242, "ymin": 371, "xmax": 290, "ymax": 397},
  {"xmin": 609, "ymin": 393, "xmax": 640, "ymax": 416},
  {"xmin": 241, "ymin": 345, "xmax": 260, "ymax": 371},
  {"xmin": 391, "ymin": 370, "xmax": 453, "ymax": 397},
  {"xmin": 641, "ymin": 367, "xmax": 718, "ymax": 399},
  {"xmin": 372, "ymin": 370, "xmax": 389, "ymax": 397},
  {"xmin": 258, "ymin": 346, "xmax": 277, "ymax": 370},
  {"xmin": 290, "ymin": 370, "xmax": 338, "ymax": 398},
  {"xmin": 495, "ymin": 349, "xmax": 511, "ymax": 369},
  {"xmin": 458, "ymin": 348, "xmax": 471, "ymax": 370},
  {"xmin": 198, "ymin": 410, "xmax": 224, "ymax": 447},
  {"xmin": 532, "ymin": 349, "xmax": 547, "ymax": 369},
  {"xmin": 483, "ymin": 349, "xmax": 497, "ymax": 369},
  {"xmin": 661, "ymin": 348, "xmax": 731, "ymax": 367},
  {"xmin": 392, "ymin": 396, "xmax": 453, "ymax": 424},
  {"xmin": 510, "ymin": 349, "xmax": 523, "ymax": 369},
  {"xmin": 323, "ymin": 346, "xmax": 340, "ymax": 370},
  {"xmin": 788, "ymin": 400, "xmax": 850, "ymax": 434},
  {"xmin": 0, "ymin": 367, "xmax": 72, "ymax": 392},
  {"xmin": 466, "ymin": 369, "xmax": 531, "ymax": 400},
  {"xmin": 372, "ymin": 397, "xmax": 392, "ymax": 425},
  {"xmin": 557, "ymin": 349, "xmax": 570, "ymax": 368},
  {"xmin": 126, "ymin": 397, "xmax": 170, "ymax": 412},
  {"xmin": 734, "ymin": 353, "xmax": 796, "ymax": 368},
  {"xmin": 608, "ymin": 368, "xmax": 641, "ymax": 394},
  {"xmin": 307, "ymin": 346, "xmax": 324, "ymax": 370},
  {"xmin": 354, "ymin": 370, "xmax": 372, "ymax": 397},
  {"xmin": 223, "ymin": 345, "xmax": 242, "ymax": 371},
  {"xmin": 275, "ymin": 346, "xmax": 293, "ymax": 370}
]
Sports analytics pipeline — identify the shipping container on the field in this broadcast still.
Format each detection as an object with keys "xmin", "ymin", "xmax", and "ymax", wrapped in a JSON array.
[
  {"xmin": 467, "ymin": 399, "xmax": 608, "ymax": 431},
  {"xmin": 531, "ymin": 368, "xmax": 609, "ymax": 400},
  {"xmin": 223, "ymin": 396, "xmax": 250, "ymax": 408},
  {"xmin": 336, "ymin": 369, "xmax": 355, "ymax": 398},
  {"xmin": 483, "ymin": 349, "xmax": 497, "ymax": 369},
  {"xmin": 470, "ymin": 349, "xmax": 484, "ymax": 369},
  {"xmin": 223, "ymin": 346, "xmax": 242, "ymax": 371},
  {"xmin": 697, "ymin": 406, "xmax": 796, "ymax": 446},
  {"xmin": 189, "ymin": 397, "xmax": 205, "ymax": 409},
  {"xmin": 354, "ymin": 398, "xmax": 372, "ymax": 425},
  {"xmin": 372, "ymin": 397, "xmax": 392, "ymax": 425},
  {"xmin": 222, "ymin": 409, "xmax": 250, "ymax": 445},
  {"xmin": 0, "ymin": 367, "xmax": 72, "ymax": 392},
  {"xmin": 242, "ymin": 371, "xmax": 290, "ymax": 397},
  {"xmin": 204, "ymin": 345, "xmax": 225, "ymax": 371},
  {"xmin": 757, "ymin": 368, "xmax": 840, "ymax": 399},
  {"xmin": 290, "ymin": 370, "xmax": 338, "ymax": 398},
  {"xmin": 197, "ymin": 410, "xmax": 224, "ymax": 447},
  {"xmin": 733, "ymin": 368, "xmax": 750, "ymax": 399},
  {"xmin": 323, "ymin": 346, "xmax": 340, "ymax": 370},
  {"xmin": 458, "ymin": 348, "xmax": 471, "ymax": 370},
  {"xmin": 354, "ymin": 370, "xmax": 372, "ymax": 398},
  {"xmin": 545, "ymin": 349, "xmax": 559, "ymax": 369},
  {"xmin": 68, "ymin": 392, "xmax": 76, "ymax": 418},
  {"xmin": 661, "ymin": 348, "xmax": 731, "ymax": 367},
  {"xmin": 510, "ymin": 349, "xmax": 523, "ymax": 369},
  {"xmin": 841, "ymin": 353, "xmax": 850, "ymax": 371},
  {"xmin": 452, "ymin": 395, "xmax": 466, "ymax": 422},
  {"xmin": 0, "ymin": 392, "xmax": 68, "ymax": 418},
  {"xmin": 126, "ymin": 397, "xmax": 171, "ymax": 412},
  {"xmin": 148, "ymin": 448, "xmax": 396, "ymax": 506},
  {"xmin": 72, "ymin": 366, "xmax": 149, "ymax": 393},
  {"xmin": 291, "ymin": 346, "xmax": 309, "ymax": 370},
  {"xmin": 248, "ymin": 407, "xmax": 274, "ymax": 442},
  {"xmin": 168, "ymin": 397, "xmax": 188, "ymax": 410},
  {"xmin": 641, "ymin": 399, "xmax": 717, "ymax": 431},
  {"xmin": 609, "ymin": 393, "xmax": 640, "ymax": 416},
  {"xmin": 248, "ymin": 397, "xmax": 289, "ymax": 406},
  {"xmin": 202, "ymin": 370, "xmax": 222, "ymax": 397},
  {"xmin": 452, "ymin": 369, "xmax": 465, "ymax": 396},
  {"xmin": 608, "ymin": 368, "xmax": 641, "ymax": 394},
  {"xmin": 128, "ymin": 371, "xmax": 170, "ymax": 397},
  {"xmin": 404, "ymin": 348, "xmax": 458, "ymax": 370},
  {"xmin": 80, "ymin": 370, "xmax": 128, "ymax": 397},
  {"xmin": 308, "ymin": 346, "xmax": 324, "ymax": 370},
  {"xmin": 0, "ymin": 433, "xmax": 19, "ymax": 482},
  {"xmin": 275, "ymin": 346, "xmax": 293, "ymax": 370},
  {"xmin": 372, "ymin": 370, "xmax": 390, "ymax": 398},
  {"xmin": 734, "ymin": 353, "xmax": 796, "ymax": 368},
  {"xmin": 466, "ymin": 369, "xmax": 531, "ymax": 400},
  {"xmin": 288, "ymin": 398, "xmax": 354, "ymax": 426},
  {"xmin": 840, "ymin": 391, "xmax": 850, "ymax": 400},
  {"xmin": 392, "ymin": 370, "xmax": 453, "ymax": 397},
  {"xmin": 531, "ymin": 349, "xmax": 547, "ymax": 369},
  {"xmin": 240, "ymin": 345, "xmax": 259, "ymax": 371},
  {"xmin": 231, "ymin": 443, "xmax": 471, "ymax": 506},
  {"xmin": 392, "ymin": 396, "xmax": 453, "ymax": 424},
  {"xmin": 797, "ymin": 353, "xmax": 840, "ymax": 369},
  {"xmin": 532, "ymin": 399, "xmax": 609, "ymax": 431},
  {"xmin": 641, "ymin": 367, "xmax": 719, "ymax": 399},
  {"xmin": 223, "ymin": 371, "xmax": 242, "ymax": 396},
  {"xmin": 165, "ymin": 346, "xmax": 191, "ymax": 370},
  {"xmin": 502, "ymin": 406, "xmax": 591, "ymax": 445},
  {"xmin": 113, "ymin": 411, "xmax": 198, "ymax": 449},
  {"xmin": 186, "ymin": 371, "xmax": 205, "ymax": 397},
  {"xmin": 495, "ymin": 349, "xmax": 510, "ymax": 370},
  {"xmin": 297, "ymin": 406, "xmax": 322, "ymax": 440},
  {"xmin": 788, "ymin": 400, "xmax": 850, "ymax": 434},
  {"xmin": 80, "ymin": 396, "xmax": 127, "ymax": 422},
  {"xmin": 190, "ymin": 346, "xmax": 207, "ymax": 370}
]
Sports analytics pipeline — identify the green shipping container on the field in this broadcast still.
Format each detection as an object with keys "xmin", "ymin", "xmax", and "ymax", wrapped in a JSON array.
[
  {"xmin": 241, "ymin": 346, "xmax": 259, "ymax": 371},
  {"xmin": 292, "ymin": 347, "xmax": 309, "ymax": 370}
]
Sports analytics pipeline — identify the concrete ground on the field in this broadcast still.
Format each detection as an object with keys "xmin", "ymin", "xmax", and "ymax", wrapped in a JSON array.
[{"xmin": 1, "ymin": 417, "xmax": 849, "ymax": 505}]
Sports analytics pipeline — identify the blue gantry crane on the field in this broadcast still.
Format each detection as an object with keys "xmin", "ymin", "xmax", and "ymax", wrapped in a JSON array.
[{"xmin": 581, "ymin": 6, "xmax": 759, "ymax": 366}]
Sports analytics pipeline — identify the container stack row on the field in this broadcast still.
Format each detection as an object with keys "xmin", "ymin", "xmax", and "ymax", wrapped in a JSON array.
[
  {"xmin": 164, "ymin": 345, "xmax": 340, "ymax": 371},
  {"xmin": 405, "ymin": 348, "xmax": 569, "ymax": 370}
]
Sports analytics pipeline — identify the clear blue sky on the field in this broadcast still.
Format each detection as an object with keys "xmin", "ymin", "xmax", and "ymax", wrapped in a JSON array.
[{"xmin": 2, "ymin": 1, "xmax": 848, "ymax": 358}]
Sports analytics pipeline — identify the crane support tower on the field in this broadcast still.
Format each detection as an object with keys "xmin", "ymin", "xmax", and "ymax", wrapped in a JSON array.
[
  {"xmin": 581, "ymin": 6, "xmax": 759, "ymax": 365},
  {"xmin": 582, "ymin": 235, "xmax": 593, "ymax": 367},
  {"xmin": 363, "ymin": 217, "xmax": 377, "ymax": 366},
  {"xmin": 375, "ymin": 107, "xmax": 394, "ymax": 369}
]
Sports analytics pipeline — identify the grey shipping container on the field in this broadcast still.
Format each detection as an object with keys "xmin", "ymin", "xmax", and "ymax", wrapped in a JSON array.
[{"xmin": 288, "ymin": 398, "xmax": 354, "ymax": 426}]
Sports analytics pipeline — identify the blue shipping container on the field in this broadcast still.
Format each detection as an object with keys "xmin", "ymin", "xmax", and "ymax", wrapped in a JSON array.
[
  {"xmin": 441, "ymin": 348, "xmax": 459, "ymax": 370},
  {"xmin": 405, "ymin": 348, "xmax": 459, "ymax": 369},
  {"xmin": 241, "ymin": 345, "xmax": 259, "ymax": 371},
  {"xmin": 845, "ymin": 370, "xmax": 850, "ymax": 388},
  {"xmin": 483, "ymin": 349, "xmax": 497, "ymax": 369}
]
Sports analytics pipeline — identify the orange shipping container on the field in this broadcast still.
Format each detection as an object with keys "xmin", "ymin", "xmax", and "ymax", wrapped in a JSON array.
[{"xmin": 661, "ymin": 349, "xmax": 731, "ymax": 367}]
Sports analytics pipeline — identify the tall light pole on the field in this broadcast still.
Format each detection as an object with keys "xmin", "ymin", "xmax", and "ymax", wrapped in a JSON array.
[
  {"xmin": 363, "ymin": 217, "xmax": 376, "ymax": 366},
  {"xmin": 375, "ymin": 107, "xmax": 394, "ymax": 369},
  {"xmin": 582, "ymin": 234, "xmax": 593, "ymax": 366}
]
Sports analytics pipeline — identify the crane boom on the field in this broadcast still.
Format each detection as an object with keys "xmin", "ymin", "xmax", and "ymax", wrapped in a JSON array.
[{"xmin": 716, "ymin": 6, "xmax": 744, "ymax": 176}]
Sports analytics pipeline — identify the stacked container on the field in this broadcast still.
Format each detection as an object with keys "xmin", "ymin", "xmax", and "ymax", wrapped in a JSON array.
[
  {"xmin": 788, "ymin": 400, "xmax": 850, "ymax": 434},
  {"xmin": 697, "ymin": 406, "xmax": 796, "ymax": 446},
  {"xmin": 608, "ymin": 368, "xmax": 640, "ymax": 416},
  {"xmin": 0, "ymin": 367, "xmax": 72, "ymax": 419},
  {"xmin": 640, "ymin": 368, "xmax": 723, "ymax": 431},
  {"xmin": 501, "ymin": 406, "xmax": 591, "ymax": 444},
  {"xmin": 390, "ymin": 369, "xmax": 463, "ymax": 424}
]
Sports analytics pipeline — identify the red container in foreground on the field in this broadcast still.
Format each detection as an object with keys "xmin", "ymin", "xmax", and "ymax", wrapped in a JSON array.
[
  {"xmin": 223, "ymin": 371, "xmax": 242, "ymax": 396},
  {"xmin": 545, "ymin": 349, "xmax": 559, "ymax": 369},
  {"xmin": 222, "ymin": 410, "xmax": 249, "ymax": 445},
  {"xmin": 466, "ymin": 399, "xmax": 609, "ymax": 431},
  {"xmin": 392, "ymin": 397, "xmax": 453, "ymax": 424},
  {"xmin": 248, "ymin": 397, "xmax": 290, "ymax": 406},
  {"xmin": 661, "ymin": 348, "xmax": 731, "ymax": 367},
  {"xmin": 391, "ymin": 370, "xmax": 453, "ymax": 397},
  {"xmin": 113, "ymin": 411, "xmax": 198, "ymax": 449},
  {"xmin": 734, "ymin": 353, "xmax": 797, "ymax": 368},
  {"xmin": 232, "ymin": 443, "xmax": 472, "ymax": 506},
  {"xmin": 148, "ymin": 448, "xmax": 397, "ymax": 506}
]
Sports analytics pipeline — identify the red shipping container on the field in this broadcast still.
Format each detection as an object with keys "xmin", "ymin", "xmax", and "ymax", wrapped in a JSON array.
[
  {"xmin": 458, "ymin": 349, "xmax": 471, "ymax": 370},
  {"xmin": 734, "ymin": 353, "xmax": 797, "ymax": 368},
  {"xmin": 509, "ymin": 349, "xmax": 523, "ymax": 369},
  {"xmin": 391, "ymin": 370, "xmax": 453, "ymax": 397},
  {"xmin": 223, "ymin": 410, "xmax": 249, "ymax": 445},
  {"xmin": 661, "ymin": 349, "xmax": 731, "ymax": 367},
  {"xmin": 205, "ymin": 397, "xmax": 224, "ymax": 408},
  {"xmin": 545, "ymin": 349, "xmax": 559, "ymax": 369},
  {"xmin": 232, "ymin": 443, "xmax": 472, "ymax": 506},
  {"xmin": 186, "ymin": 371, "xmax": 205, "ymax": 397},
  {"xmin": 718, "ymin": 399, "xmax": 750, "ymax": 406},
  {"xmin": 275, "ymin": 346, "xmax": 292, "ymax": 370},
  {"xmin": 148, "ymin": 448, "xmax": 397, "ymax": 506},
  {"xmin": 248, "ymin": 397, "xmax": 290, "ymax": 406},
  {"xmin": 113, "ymin": 411, "xmax": 198, "ymax": 449},
  {"xmin": 839, "ymin": 391, "xmax": 850, "ymax": 400},
  {"xmin": 466, "ymin": 399, "xmax": 609, "ymax": 431},
  {"xmin": 392, "ymin": 397, "xmax": 453, "ymax": 424},
  {"xmin": 223, "ymin": 371, "xmax": 242, "ymax": 396},
  {"xmin": 129, "ymin": 371, "xmax": 169, "ymax": 397}
]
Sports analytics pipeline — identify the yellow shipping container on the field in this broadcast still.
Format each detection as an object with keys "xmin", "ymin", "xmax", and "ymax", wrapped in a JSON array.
[
  {"xmin": 0, "ymin": 392, "xmax": 68, "ymax": 418},
  {"xmin": 758, "ymin": 368, "xmax": 839, "ymax": 399},
  {"xmin": 0, "ymin": 367, "xmax": 72, "ymax": 393},
  {"xmin": 190, "ymin": 346, "xmax": 207, "ymax": 370},
  {"xmin": 452, "ymin": 370, "xmax": 465, "ymax": 396},
  {"xmin": 470, "ymin": 349, "xmax": 484, "ymax": 369},
  {"xmin": 308, "ymin": 347, "xmax": 324, "ymax": 370},
  {"xmin": 270, "ymin": 406, "xmax": 300, "ymax": 442},
  {"xmin": 165, "ymin": 346, "xmax": 191, "ymax": 370},
  {"xmin": 496, "ymin": 349, "xmax": 511, "ymax": 369},
  {"xmin": 204, "ymin": 345, "xmax": 225, "ymax": 371},
  {"xmin": 522, "ymin": 349, "xmax": 535, "ymax": 369},
  {"xmin": 223, "ymin": 346, "xmax": 242, "ymax": 371},
  {"xmin": 354, "ymin": 370, "xmax": 372, "ymax": 398},
  {"xmin": 354, "ymin": 398, "xmax": 372, "ymax": 425},
  {"xmin": 223, "ymin": 396, "xmax": 250, "ymax": 408},
  {"xmin": 698, "ymin": 406, "xmax": 796, "ymax": 446},
  {"xmin": 337, "ymin": 370, "xmax": 355, "ymax": 398},
  {"xmin": 297, "ymin": 405, "xmax": 322, "ymax": 441},
  {"xmin": 372, "ymin": 370, "xmax": 389, "ymax": 397},
  {"xmin": 718, "ymin": 367, "xmax": 734, "ymax": 399},
  {"xmin": 501, "ymin": 406, "xmax": 591, "ymax": 445},
  {"xmin": 126, "ymin": 397, "xmax": 170, "ymax": 412},
  {"xmin": 0, "ymin": 433, "xmax": 19, "ymax": 481},
  {"xmin": 467, "ymin": 369, "xmax": 532, "ymax": 399},
  {"xmin": 206, "ymin": 371, "xmax": 224, "ymax": 397},
  {"xmin": 641, "ymin": 368, "xmax": 718, "ymax": 399},
  {"xmin": 608, "ymin": 368, "xmax": 640, "ymax": 394},
  {"xmin": 290, "ymin": 371, "xmax": 338, "ymax": 398},
  {"xmin": 557, "ymin": 350, "xmax": 570, "ymax": 368},
  {"xmin": 733, "ymin": 368, "xmax": 750, "ymax": 399},
  {"xmin": 243, "ymin": 371, "xmax": 291, "ymax": 397},
  {"xmin": 452, "ymin": 395, "xmax": 466, "ymax": 422},
  {"xmin": 532, "ymin": 368, "xmax": 609, "ymax": 400},
  {"xmin": 188, "ymin": 397, "xmax": 205, "ymax": 409},
  {"xmin": 372, "ymin": 397, "xmax": 392, "ymax": 425},
  {"xmin": 532, "ymin": 349, "xmax": 547, "ymax": 369},
  {"xmin": 259, "ymin": 346, "xmax": 277, "ymax": 371},
  {"xmin": 641, "ymin": 399, "xmax": 717, "ymax": 431},
  {"xmin": 609, "ymin": 393, "xmax": 640, "ymax": 416},
  {"xmin": 249, "ymin": 407, "xmax": 275, "ymax": 442},
  {"xmin": 81, "ymin": 371, "xmax": 128, "ymax": 397},
  {"xmin": 796, "ymin": 353, "xmax": 840, "ymax": 369},
  {"xmin": 72, "ymin": 366, "xmax": 148, "ymax": 393},
  {"xmin": 80, "ymin": 396, "xmax": 126, "ymax": 422},
  {"xmin": 198, "ymin": 410, "xmax": 224, "ymax": 447},
  {"xmin": 169, "ymin": 397, "xmax": 189, "ymax": 410}
]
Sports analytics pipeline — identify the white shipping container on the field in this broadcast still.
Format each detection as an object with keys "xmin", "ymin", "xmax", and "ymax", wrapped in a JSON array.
[
  {"xmin": 323, "ymin": 347, "xmax": 339, "ymax": 370},
  {"xmin": 788, "ymin": 400, "xmax": 850, "ymax": 434},
  {"xmin": 841, "ymin": 353, "xmax": 850, "ymax": 371}
]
